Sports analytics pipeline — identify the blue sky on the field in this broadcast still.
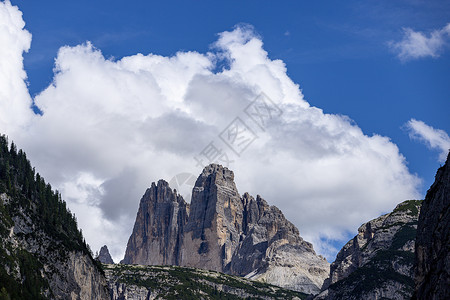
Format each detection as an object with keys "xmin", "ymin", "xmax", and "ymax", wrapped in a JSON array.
[{"xmin": 2, "ymin": 0, "xmax": 449, "ymax": 261}]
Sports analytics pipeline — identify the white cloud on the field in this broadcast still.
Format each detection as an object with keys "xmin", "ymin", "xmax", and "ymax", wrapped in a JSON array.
[
  {"xmin": 0, "ymin": 0, "xmax": 34, "ymax": 135},
  {"xmin": 405, "ymin": 119, "xmax": 450, "ymax": 162},
  {"xmin": 390, "ymin": 23, "xmax": 450, "ymax": 61},
  {"xmin": 0, "ymin": 3, "xmax": 421, "ymax": 263}
]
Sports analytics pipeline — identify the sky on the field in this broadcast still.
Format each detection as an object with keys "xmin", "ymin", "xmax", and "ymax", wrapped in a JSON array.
[{"xmin": 0, "ymin": 0, "xmax": 449, "ymax": 263}]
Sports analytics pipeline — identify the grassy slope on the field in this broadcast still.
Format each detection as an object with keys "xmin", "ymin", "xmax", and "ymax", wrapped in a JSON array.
[{"xmin": 105, "ymin": 264, "xmax": 309, "ymax": 300}]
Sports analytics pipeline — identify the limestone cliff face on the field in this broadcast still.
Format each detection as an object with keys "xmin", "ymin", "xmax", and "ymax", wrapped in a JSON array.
[
  {"xmin": 123, "ymin": 164, "xmax": 329, "ymax": 294},
  {"xmin": 181, "ymin": 164, "xmax": 243, "ymax": 272},
  {"xmin": 0, "ymin": 193, "xmax": 109, "ymax": 300},
  {"xmin": 52, "ymin": 251, "xmax": 109, "ymax": 300},
  {"xmin": 316, "ymin": 200, "xmax": 422, "ymax": 300},
  {"xmin": 414, "ymin": 152, "xmax": 450, "ymax": 300},
  {"xmin": 122, "ymin": 180, "xmax": 189, "ymax": 265}
]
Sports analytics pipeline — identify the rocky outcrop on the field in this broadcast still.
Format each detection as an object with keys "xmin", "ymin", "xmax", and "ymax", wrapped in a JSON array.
[
  {"xmin": 181, "ymin": 164, "xmax": 244, "ymax": 272},
  {"xmin": 122, "ymin": 180, "xmax": 189, "ymax": 265},
  {"xmin": 104, "ymin": 264, "xmax": 309, "ymax": 299},
  {"xmin": 51, "ymin": 251, "xmax": 109, "ymax": 300},
  {"xmin": 316, "ymin": 200, "xmax": 422, "ymax": 300},
  {"xmin": 98, "ymin": 245, "xmax": 114, "ymax": 264},
  {"xmin": 234, "ymin": 193, "xmax": 329, "ymax": 294},
  {"xmin": 0, "ymin": 193, "xmax": 109, "ymax": 300},
  {"xmin": 414, "ymin": 152, "xmax": 450, "ymax": 300},
  {"xmin": 123, "ymin": 164, "xmax": 329, "ymax": 294}
]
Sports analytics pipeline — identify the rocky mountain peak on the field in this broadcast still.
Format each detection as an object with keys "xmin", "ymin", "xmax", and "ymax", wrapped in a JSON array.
[
  {"xmin": 123, "ymin": 163, "xmax": 329, "ymax": 294},
  {"xmin": 121, "ymin": 179, "xmax": 189, "ymax": 265},
  {"xmin": 151, "ymin": 179, "xmax": 185, "ymax": 204},
  {"xmin": 182, "ymin": 163, "xmax": 244, "ymax": 272},
  {"xmin": 233, "ymin": 192, "xmax": 326, "ymax": 294},
  {"xmin": 199, "ymin": 163, "xmax": 234, "ymax": 178},
  {"xmin": 98, "ymin": 245, "xmax": 114, "ymax": 264}
]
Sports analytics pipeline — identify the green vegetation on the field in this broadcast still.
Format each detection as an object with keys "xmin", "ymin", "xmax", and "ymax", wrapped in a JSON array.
[
  {"xmin": 105, "ymin": 264, "xmax": 309, "ymax": 299},
  {"xmin": 0, "ymin": 247, "xmax": 50, "ymax": 300},
  {"xmin": 393, "ymin": 200, "xmax": 422, "ymax": 216},
  {"xmin": 0, "ymin": 134, "xmax": 98, "ymax": 299},
  {"xmin": 390, "ymin": 224, "xmax": 417, "ymax": 250},
  {"xmin": 0, "ymin": 135, "xmax": 86, "ymax": 252}
]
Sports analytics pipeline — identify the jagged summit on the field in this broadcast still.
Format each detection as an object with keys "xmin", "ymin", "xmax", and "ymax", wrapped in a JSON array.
[
  {"xmin": 122, "ymin": 163, "xmax": 330, "ymax": 294},
  {"xmin": 98, "ymin": 245, "xmax": 114, "ymax": 264},
  {"xmin": 121, "ymin": 179, "xmax": 189, "ymax": 265},
  {"xmin": 199, "ymin": 163, "xmax": 233, "ymax": 176}
]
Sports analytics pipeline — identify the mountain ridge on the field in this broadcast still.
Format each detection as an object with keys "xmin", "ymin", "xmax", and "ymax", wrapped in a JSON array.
[
  {"xmin": 122, "ymin": 163, "xmax": 330, "ymax": 294},
  {"xmin": 315, "ymin": 199, "xmax": 421, "ymax": 300},
  {"xmin": 105, "ymin": 263, "xmax": 309, "ymax": 300}
]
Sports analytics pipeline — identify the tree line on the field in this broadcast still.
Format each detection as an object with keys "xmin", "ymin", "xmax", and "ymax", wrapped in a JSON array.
[{"xmin": 0, "ymin": 134, "xmax": 88, "ymax": 253}]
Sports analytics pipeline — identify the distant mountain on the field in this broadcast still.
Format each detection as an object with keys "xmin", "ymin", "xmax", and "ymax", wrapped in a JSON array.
[
  {"xmin": 122, "ymin": 164, "xmax": 330, "ymax": 294},
  {"xmin": 413, "ymin": 152, "xmax": 449, "ymax": 299},
  {"xmin": 97, "ymin": 245, "xmax": 115, "ymax": 264},
  {"xmin": 0, "ymin": 135, "xmax": 108, "ymax": 299},
  {"xmin": 121, "ymin": 179, "xmax": 188, "ymax": 267},
  {"xmin": 315, "ymin": 200, "xmax": 421, "ymax": 299},
  {"xmin": 105, "ymin": 264, "xmax": 309, "ymax": 300}
]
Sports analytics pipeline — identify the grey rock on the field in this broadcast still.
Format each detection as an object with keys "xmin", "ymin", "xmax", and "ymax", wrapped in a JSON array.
[
  {"xmin": 233, "ymin": 193, "xmax": 329, "ymax": 295},
  {"xmin": 123, "ymin": 164, "xmax": 329, "ymax": 294},
  {"xmin": 98, "ymin": 245, "xmax": 114, "ymax": 264},
  {"xmin": 0, "ymin": 193, "xmax": 109, "ymax": 300},
  {"xmin": 181, "ymin": 164, "xmax": 244, "ymax": 272},
  {"xmin": 413, "ymin": 152, "xmax": 450, "ymax": 300},
  {"xmin": 48, "ymin": 251, "xmax": 109, "ymax": 300},
  {"xmin": 122, "ymin": 180, "xmax": 189, "ymax": 265},
  {"xmin": 318, "ymin": 199, "xmax": 422, "ymax": 300}
]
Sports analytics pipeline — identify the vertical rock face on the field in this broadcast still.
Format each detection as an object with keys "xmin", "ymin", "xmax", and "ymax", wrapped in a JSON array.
[
  {"xmin": 98, "ymin": 245, "xmax": 114, "ymax": 264},
  {"xmin": 181, "ymin": 164, "xmax": 243, "ymax": 272},
  {"xmin": 123, "ymin": 164, "xmax": 330, "ymax": 294},
  {"xmin": 53, "ymin": 251, "xmax": 109, "ymax": 300},
  {"xmin": 0, "ymin": 192, "xmax": 110, "ymax": 300},
  {"xmin": 316, "ymin": 200, "xmax": 422, "ymax": 300},
  {"xmin": 122, "ymin": 180, "xmax": 189, "ymax": 265},
  {"xmin": 414, "ymin": 152, "xmax": 450, "ymax": 300}
]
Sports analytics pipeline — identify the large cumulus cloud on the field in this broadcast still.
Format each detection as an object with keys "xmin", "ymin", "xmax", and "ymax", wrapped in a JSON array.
[
  {"xmin": 0, "ymin": 0, "xmax": 34, "ymax": 134},
  {"xmin": 1, "ymin": 2, "xmax": 420, "ymax": 261}
]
